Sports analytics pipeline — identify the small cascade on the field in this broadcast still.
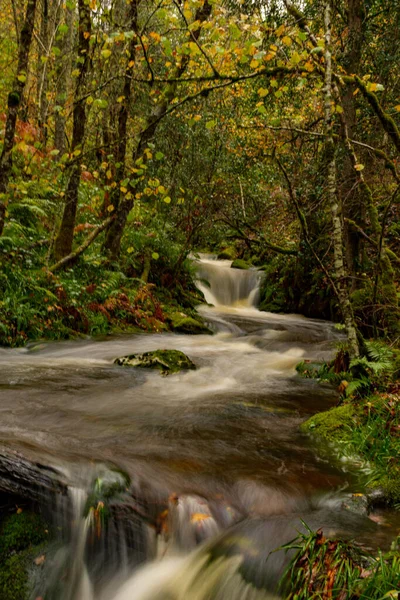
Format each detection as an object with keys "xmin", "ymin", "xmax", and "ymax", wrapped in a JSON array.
[
  {"xmin": 33, "ymin": 466, "xmax": 155, "ymax": 600},
  {"xmin": 195, "ymin": 257, "xmax": 262, "ymax": 307}
]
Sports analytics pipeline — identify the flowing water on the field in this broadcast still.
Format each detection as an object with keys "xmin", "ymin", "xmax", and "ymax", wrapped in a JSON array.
[{"xmin": 0, "ymin": 258, "xmax": 397, "ymax": 599}]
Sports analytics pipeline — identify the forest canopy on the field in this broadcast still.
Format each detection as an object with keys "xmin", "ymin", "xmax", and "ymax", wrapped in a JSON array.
[{"xmin": 0, "ymin": 0, "xmax": 399, "ymax": 351}]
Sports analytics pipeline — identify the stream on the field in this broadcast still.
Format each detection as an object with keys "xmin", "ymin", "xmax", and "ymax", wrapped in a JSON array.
[{"xmin": 0, "ymin": 257, "xmax": 397, "ymax": 599}]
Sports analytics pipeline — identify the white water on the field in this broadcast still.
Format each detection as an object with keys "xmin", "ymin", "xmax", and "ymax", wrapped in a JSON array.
[{"xmin": 195, "ymin": 256, "xmax": 262, "ymax": 307}]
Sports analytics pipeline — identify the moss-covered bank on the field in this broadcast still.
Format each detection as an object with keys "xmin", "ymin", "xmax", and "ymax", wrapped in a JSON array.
[
  {"xmin": 302, "ymin": 395, "xmax": 400, "ymax": 504},
  {"xmin": 0, "ymin": 510, "xmax": 49, "ymax": 600}
]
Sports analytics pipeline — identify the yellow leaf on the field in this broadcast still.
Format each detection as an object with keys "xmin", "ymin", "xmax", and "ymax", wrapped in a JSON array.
[
  {"xmin": 120, "ymin": 186, "xmax": 127, "ymax": 193},
  {"xmin": 354, "ymin": 164, "xmax": 365, "ymax": 171},
  {"xmin": 276, "ymin": 24, "xmax": 285, "ymax": 37},
  {"xmin": 101, "ymin": 49, "xmax": 112, "ymax": 59},
  {"xmin": 17, "ymin": 508, "xmax": 23, "ymax": 514},
  {"xmin": 250, "ymin": 59, "xmax": 260, "ymax": 69},
  {"xmin": 282, "ymin": 36, "xmax": 292, "ymax": 46},
  {"xmin": 83, "ymin": 31, "xmax": 91, "ymax": 39},
  {"xmin": 127, "ymin": 247, "xmax": 134, "ymax": 253},
  {"xmin": 191, "ymin": 513, "xmax": 210, "ymax": 523},
  {"xmin": 258, "ymin": 88, "xmax": 269, "ymax": 97},
  {"xmin": 106, "ymin": 170, "xmax": 112, "ymax": 179},
  {"xmin": 395, "ymin": 105, "xmax": 400, "ymax": 112},
  {"xmin": 117, "ymin": 96, "xmax": 125, "ymax": 103},
  {"xmin": 107, "ymin": 204, "xmax": 114, "ymax": 212}
]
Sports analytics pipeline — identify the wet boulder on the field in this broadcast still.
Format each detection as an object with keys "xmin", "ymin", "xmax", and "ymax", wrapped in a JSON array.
[{"xmin": 114, "ymin": 349, "xmax": 196, "ymax": 375}]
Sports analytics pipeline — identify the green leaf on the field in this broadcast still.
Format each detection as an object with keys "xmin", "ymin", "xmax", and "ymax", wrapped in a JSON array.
[
  {"xmin": 155, "ymin": 152, "xmax": 164, "ymax": 160},
  {"xmin": 206, "ymin": 120, "xmax": 217, "ymax": 130},
  {"xmin": 163, "ymin": 196, "xmax": 171, "ymax": 204},
  {"xmin": 58, "ymin": 24, "xmax": 69, "ymax": 35},
  {"xmin": 152, "ymin": 252, "xmax": 159, "ymax": 260}
]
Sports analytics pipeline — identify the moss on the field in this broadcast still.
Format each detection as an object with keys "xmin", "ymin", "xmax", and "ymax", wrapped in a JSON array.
[
  {"xmin": 217, "ymin": 247, "xmax": 236, "ymax": 260},
  {"xmin": 114, "ymin": 349, "xmax": 196, "ymax": 375},
  {"xmin": 0, "ymin": 512, "xmax": 48, "ymax": 561},
  {"xmin": 0, "ymin": 552, "xmax": 29, "ymax": 600},
  {"xmin": 368, "ymin": 468, "xmax": 400, "ymax": 504},
  {"xmin": 171, "ymin": 316, "xmax": 213, "ymax": 335},
  {"xmin": 0, "ymin": 511, "xmax": 49, "ymax": 600},
  {"xmin": 301, "ymin": 404, "xmax": 359, "ymax": 443},
  {"xmin": 231, "ymin": 259, "xmax": 251, "ymax": 270}
]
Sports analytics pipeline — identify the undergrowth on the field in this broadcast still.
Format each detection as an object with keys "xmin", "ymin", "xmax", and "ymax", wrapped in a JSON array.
[
  {"xmin": 280, "ymin": 525, "xmax": 400, "ymax": 600},
  {"xmin": 0, "ymin": 223, "xmax": 205, "ymax": 347},
  {"xmin": 299, "ymin": 341, "xmax": 400, "ymax": 503}
]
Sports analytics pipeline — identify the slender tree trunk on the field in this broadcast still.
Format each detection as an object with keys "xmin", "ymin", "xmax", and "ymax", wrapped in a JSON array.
[
  {"xmin": 53, "ymin": 0, "xmax": 91, "ymax": 261},
  {"xmin": 37, "ymin": 0, "xmax": 49, "ymax": 146},
  {"xmin": 54, "ymin": 4, "xmax": 74, "ymax": 155},
  {"xmin": 102, "ymin": 0, "xmax": 140, "ymax": 259},
  {"xmin": 341, "ymin": 0, "xmax": 364, "ymax": 289},
  {"xmin": 103, "ymin": 0, "xmax": 212, "ymax": 260},
  {"xmin": 324, "ymin": 1, "xmax": 359, "ymax": 357},
  {"xmin": 0, "ymin": 0, "xmax": 38, "ymax": 237}
]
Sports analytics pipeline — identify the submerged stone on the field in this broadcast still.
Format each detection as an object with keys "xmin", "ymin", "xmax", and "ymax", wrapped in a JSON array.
[{"xmin": 114, "ymin": 349, "xmax": 196, "ymax": 375}]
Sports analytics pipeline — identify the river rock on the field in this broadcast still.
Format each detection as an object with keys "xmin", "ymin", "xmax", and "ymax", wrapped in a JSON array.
[{"xmin": 114, "ymin": 349, "xmax": 196, "ymax": 375}]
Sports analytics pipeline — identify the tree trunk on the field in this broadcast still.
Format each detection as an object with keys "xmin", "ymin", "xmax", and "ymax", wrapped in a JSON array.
[
  {"xmin": 102, "ymin": 0, "xmax": 140, "ymax": 259},
  {"xmin": 37, "ymin": 0, "xmax": 49, "ymax": 146},
  {"xmin": 0, "ymin": 0, "xmax": 38, "ymax": 237},
  {"xmin": 53, "ymin": 0, "xmax": 91, "ymax": 261},
  {"xmin": 54, "ymin": 2, "xmax": 74, "ymax": 155},
  {"xmin": 341, "ymin": 0, "xmax": 364, "ymax": 289},
  {"xmin": 103, "ymin": 0, "xmax": 212, "ymax": 260},
  {"xmin": 324, "ymin": 1, "xmax": 359, "ymax": 357}
]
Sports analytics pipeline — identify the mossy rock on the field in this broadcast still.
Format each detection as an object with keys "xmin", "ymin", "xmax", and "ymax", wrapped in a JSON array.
[
  {"xmin": 114, "ymin": 349, "xmax": 196, "ymax": 375},
  {"xmin": 367, "ymin": 467, "xmax": 400, "ymax": 504},
  {"xmin": 217, "ymin": 247, "xmax": 236, "ymax": 260},
  {"xmin": 172, "ymin": 316, "xmax": 213, "ymax": 335},
  {"xmin": 301, "ymin": 404, "xmax": 358, "ymax": 443},
  {"xmin": 231, "ymin": 259, "xmax": 251, "ymax": 270}
]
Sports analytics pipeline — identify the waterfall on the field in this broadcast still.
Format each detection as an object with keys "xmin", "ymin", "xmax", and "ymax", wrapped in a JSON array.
[{"xmin": 195, "ymin": 257, "xmax": 262, "ymax": 308}]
